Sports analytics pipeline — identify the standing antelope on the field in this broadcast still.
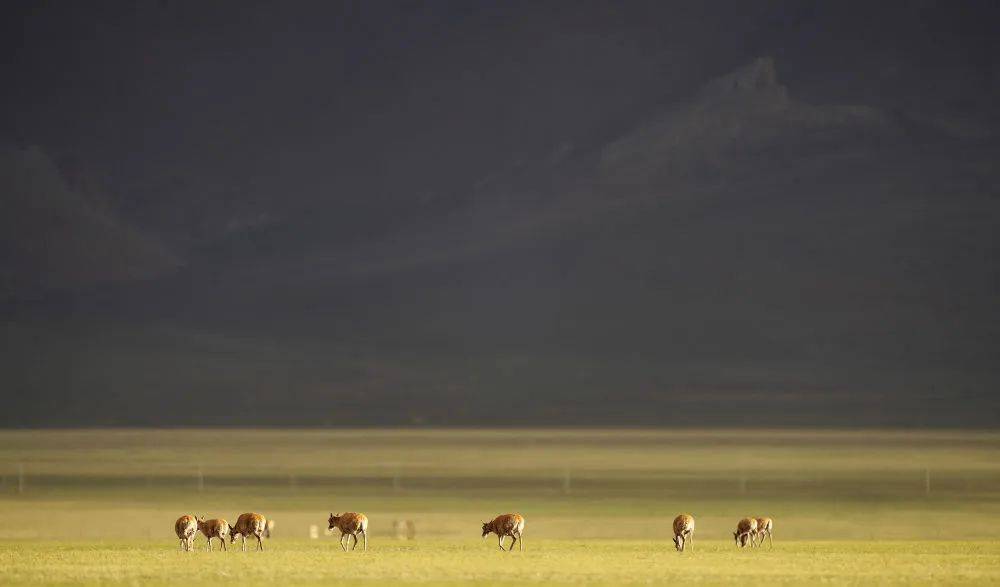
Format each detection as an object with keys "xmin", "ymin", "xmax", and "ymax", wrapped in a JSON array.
[
  {"xmin": 174, "ymin": 515, "xmax": 197, "ymax": 551},
  {"xmin": 672, "ymin": 514, "xmax": 695, "ymax": 552},
  {"xmin": 264, "ymin": 519, "xmax": 275, "ymax": 539},
  {"xmin": 481, "ymin": 513, "xmax": 525, "ymax": 552},
  {"xmin": 754, "ymin": 516, "xmax": 773, "ymax": 548},
  {"xmin": 734, "ymin": 517, "xmax": 758, "ymax": 548},
  {"xmin": 197, "ymin": 517, "xmax": 231, "ymax": 551},
  {"xmin": 328, "ymin": 512, "xmax": 369, "ymax": 552},
  {"xmin": 230, "ymin": 512, "xmax": 267, "ymax": 552}
]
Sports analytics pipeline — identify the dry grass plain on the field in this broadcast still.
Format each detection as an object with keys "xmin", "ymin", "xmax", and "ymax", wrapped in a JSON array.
[{"xmin": 1, "ymin": 429, "xmax": 998, "ymax": 584}]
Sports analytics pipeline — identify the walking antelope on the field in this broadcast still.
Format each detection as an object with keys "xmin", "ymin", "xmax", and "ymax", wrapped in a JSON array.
[
  {"xmin": 328, "ymin": 512, "xmax": 369, "ymax": 552},
  {"xmin": 197, "ymin": 517, "xmax": 231, "ymax": 551},
  {"xmin": 755, "ymin": 516, "xmax": 773, "ymax": 548},
  {"xmin": 734, "ymin": 517, "xmax": 758, "ymax": 548},
  {"xmin": 481, "ymin": 513, "xmax": 525, "ymax": 552},
  {"xmin": 174, "ymin": 515, "xmax": 197, "ymax": 551},
  {"xmin": 230, "ymin": 512, "xmax": 267, "ymax": 552},
  {"xmin": 672, "ymin": 514, "xmax": 695, "ymax": 552}
]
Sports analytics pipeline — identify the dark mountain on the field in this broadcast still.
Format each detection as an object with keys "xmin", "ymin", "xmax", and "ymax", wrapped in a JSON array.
[{"xmin": 3, "ymin": 55, "xmax": 997, "ymax": 427}]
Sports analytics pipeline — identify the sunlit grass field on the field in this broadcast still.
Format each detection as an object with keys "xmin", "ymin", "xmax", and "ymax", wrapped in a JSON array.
[
  {"xmin": 3, "ymin": 540, "xmax": 998, "ymax": 585},
  {"xmin": 1, "ymin": 429, "xmax": 998, "ymax": 584}
]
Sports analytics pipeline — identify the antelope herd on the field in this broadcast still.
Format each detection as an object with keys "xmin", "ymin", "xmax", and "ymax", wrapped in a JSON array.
[
  {"xmin": 175, "ymin": 512, "xmax": 771, "ymax": 553},
  {"xmin": 732, "ymin": 515, "xmax": 776, "ymax": 549}
]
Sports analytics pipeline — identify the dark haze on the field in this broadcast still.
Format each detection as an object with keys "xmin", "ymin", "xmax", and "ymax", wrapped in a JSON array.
[{"xmin": 2, "ymin": 1, "xmax": 998, "ymax": 427}]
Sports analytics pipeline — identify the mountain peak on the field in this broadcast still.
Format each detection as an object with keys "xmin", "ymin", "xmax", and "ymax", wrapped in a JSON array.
[{"xmin": 701, "ymin": 56, "xmax": 780, "ymax": 97}]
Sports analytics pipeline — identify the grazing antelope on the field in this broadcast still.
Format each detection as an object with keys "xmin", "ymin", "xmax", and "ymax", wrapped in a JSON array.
[
  {"xmin": 672, "ymin": 514, "xmax": 695, "ymax": 552},
  {"xmin": 734, "ymin": 517, "xmax": 758, "ymax": 549},
  {"xmin": 328, "ymin": 512, "xmax": 369, "ymax": 552},
  {"xmin": 755, "ymin": 517, "xmax": 773, "ymax": 548},
  {"xmin": 174, "ymin": 515, "xmax": 197, "ymax": 551},
  {"xmin": 230, "ymin": 512, "xmax": 267, "ymax": 552},
  {"xmin": 197, "ymin": 517, "xmax": 230, "ymax": 552},
  {"xmin": 481, "ymin": 513, "xmax": 525, "ymax": 552}
]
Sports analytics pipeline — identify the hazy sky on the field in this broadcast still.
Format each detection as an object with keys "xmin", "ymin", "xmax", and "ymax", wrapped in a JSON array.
[{"xmin": 2, "ymin": 1, "xmax": 998, "ymax": 426}]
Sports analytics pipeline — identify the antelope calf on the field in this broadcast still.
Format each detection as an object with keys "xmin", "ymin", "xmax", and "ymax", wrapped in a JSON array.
[
  {"xmin": 481, "ymin": 513, "xmax": 525, "ymax": 552},
  {"xmin": 174, "ymin": 515, "xmax": 197, "ymax": 551},
  {"xmin": 230, "ymin": 512, "xmax": 267, "ymax": 552},
  {"xmin": 197, "ymin": 517, "xmax": 231, "ymax": 551},
  {"xmin": 328, "ymin": 512, "xmax": 369, "ymax": 552},
  {"xmin": 672, "ymin": 514, "xmax": 695, "ymax": 552},
  {"xmin": 734, "ymin": 517, "xmax": 758, "ymax": 548},
  {"xmin": 755, "ymin": 516, "xmax": 773, "ymax": 548}
]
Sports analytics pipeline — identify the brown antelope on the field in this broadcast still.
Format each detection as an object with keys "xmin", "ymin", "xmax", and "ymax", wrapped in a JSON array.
[
  {"xmin": 672, "ymin": 514, "xmax": 695, "ymax": 552},
  {"xmin": 481, "ymin": 513, "xmax": 525, "ymax": 552},
  {"xmin": 174, "ymin": 515, "xmax": 197, "ymax": 551},
  {"xmin": 230, "ymin": 512, "xmax": 267, "ymax": 552},
  {"xmin": 264, "ymin": 519, "xmax": 275, "ymax": 539},
  {"xmin": 754, "ymin": 516, "xmax": 773, "ymax": 548},
  {"xmin": 328, "ymin": 512, "xmax": 369, "ymax": 552},
  {"xmin": 197, "ymin": 517, "xmax": 230, "ymax": 551},
  {"xmin": 734, "ymin": 517, "xmax": 758, "ymax": 548}
]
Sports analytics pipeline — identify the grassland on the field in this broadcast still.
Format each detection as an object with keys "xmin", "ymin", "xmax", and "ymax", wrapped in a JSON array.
[
  {"xmin": 3, "ymin": 539, "xmax": 999, "ymax": 585},
  {"xmin": 1, "ymin": 428, "xmax": 998, "ymax": 584}
]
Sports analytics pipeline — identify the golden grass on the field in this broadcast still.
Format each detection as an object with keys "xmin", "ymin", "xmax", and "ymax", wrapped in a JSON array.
[{"xmin": 1, "ymin": 429, "xmax": 998, "ymax": 583}]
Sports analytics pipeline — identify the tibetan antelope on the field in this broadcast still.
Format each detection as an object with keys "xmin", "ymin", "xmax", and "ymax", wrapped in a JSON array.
[
  {"xmin": 734, "ymin": 517, "xmax": 758, "ymax": 548},
  {"xmin": 174, "ymin": 515, "xmax": 197, "ymax": 551},
  {"xmin": 672, "ymin": 514, "xmax": 695, "ymax": 552},
  {"xmin": 481, "ymin": 513, "xmax": 525, "ymax": 552},
  {"xmin": 230, "ymin": 512, "xmax": 267, "ymax": 552},
  {"xmin": 328, "ymin": 512, "xmax": 369, "ymax": 552},
  {"xmin": 197, "ymin": 517, "xmax": 230, "ymax": 551},
  {"xmin": 755, "ymin": 516, "xmax": 773, "ymax": 548}
]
